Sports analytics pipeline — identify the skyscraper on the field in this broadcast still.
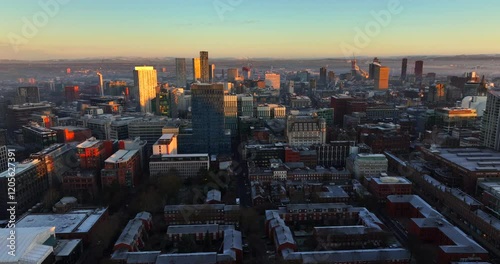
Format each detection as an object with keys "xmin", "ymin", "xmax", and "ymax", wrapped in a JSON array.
[
  {"xmin": 401, "ymin": 58, "xmax": 408, "ymax": 81},
  {"xmin": 368, "ymin": 58, "xmax": 380, "ymax": 80},
  {"xmin": 415, "ymin": 60, "xmax": 424, "ymax": 80},
  {"xmin": 481, "ymin": 89, "xmax": 500, "ymax": 151},
  {"xmin": 265, "ymin": 73, "xmax": 280, "ymax": 89},
  {"xmin": 224, "ymin": 94, "xmax": 238, "ymax": 138},
  {"xmin": 175, "ymin": 58, "xmax": 187, "ymax": 87},
  {"xmin": 17, "ymin": 86, "xmax": 40, "ymax": 103},
  {"xmin": 227, "ymin": 68, "xmax": 239, "ymax": 81},
  {"xmin": 374, "ymin": 65, "xmax": 390, "ymax": 90},
  {"xmin": 209, "ymin": 64, "xmax": 216, "ymax": 83},
  {"xmin": 319, "ymin": 67, "xmax": 327, "ymax": 85},
  {"xmin": 200, "ymin": 51, "xmax": 209, "ymax": 83},
  {"xmin": 133, "ymin": 66, "xmax": 158, "ymax": 113},
  {"xmin": 192, "ymin": 58, "xmax": 201, "ymax": 81},
  {"xmin": 191, "ymin": 83, "xmax": 230, "ymax": 155},
  {"xmin": 97, "ymin": 72, "xmax": 104, "ymax": 96}
]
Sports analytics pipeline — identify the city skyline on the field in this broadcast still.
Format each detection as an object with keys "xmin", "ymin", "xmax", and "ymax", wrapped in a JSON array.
[{"xmin": 1, "ymin": 0, "xmax": 500, "ymax": 60}]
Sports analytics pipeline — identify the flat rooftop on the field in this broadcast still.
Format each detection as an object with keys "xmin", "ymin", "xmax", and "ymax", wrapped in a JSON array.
[
  {"xmin": 428, "ymin": 148, "xmax": 500, "ymax": 172},
  {"xmin": 388, "ymin": 195, "xmax": 488, "ymax": 254},
  {"xmin": 0, "ymin": 159, "xmax": 40, "ymax": 178},
  {"xmin": 150, "ymin": 153, "xmax": 209, "ymax": 162},
  {"xmin": 477, "ymin": 179, "xmax": 500, "ymax": 199},
  {"xmin": 105, "ymin": 149, "xmax": 138, "ymax": 163},
  {"xmin": 76, "ymin": 138, "xmax": 101, "ymax": 149},
  {"xmin": 371, "ymin": 177, "xmax": 412, "ymax": 185},
  {"xmin": 16, "ymin": 208, "xmax": 107, "ymax": 234}
]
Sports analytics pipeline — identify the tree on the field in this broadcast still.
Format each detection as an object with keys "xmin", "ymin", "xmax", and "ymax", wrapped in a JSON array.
[
  {"xmin": 178, "ymin": 234, "xmax": 197, "ymax": 253},
  {"xmin": 157, "ymin": 168, "xmax": 182, "ymax": 203}
]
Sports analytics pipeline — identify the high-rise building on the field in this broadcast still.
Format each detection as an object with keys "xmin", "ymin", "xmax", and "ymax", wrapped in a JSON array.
[
  {"xmin": 265, "ymin": 73, "xmax": 280, "ymax": 89},
  {"xmin": 175, "ymin": 58, "xmax": 187, "ymax": 87},
  {"xmin": 331, "ymin": 95, "xmax": 353, "ymax": 126},
  {"xmin": 209, "ymin": 64, "xmax": 216, "ymax": 82},
  {"xmin": 224, "ymin": 94, "xmax": 238, "ymax": 138},
  {"xmin": 237, "ymin": 94, "xmax": 253, "ymax": 117},
  {"xmin": 65, "ymin": 86, "xmax": 79, "ymax": 102},
  {"xmin": 200, "ymin": 51, "xmax": 209, "ymax": 83},
  {"xmin": 191, "ymin": 83, "xmax": 231, "ymax": 155},
  {"xmin": 374, "ymin": 65, "xmax": 390, "ymax": 90},
  {"xmin": 17, "ymin": 86, "xmax": 40, "ymax": 103},
  {"xmin": 401, "ymin": 58, "xmax": 408, "ymax": 81},
  {"xmin": 133, "ymin": 66, "xmax": 158, "ymax": 113},
  {"xmin": 227, "ymin": 68, "xmax": 239, "ymax": 81},
  {"xmin": 368, "ymin": 57, "xmax": 381, "ymax": 80},
  {"xmin": 481, "ymin": 89, "xmax": 500, "ymax": 151},
  {"xmin": 415, "ymin": 60, "xmax": 424, "ymax": 80},
  {"xmin": 192, "ymin": 58, "xmax": 201, "ymax": 81},
  {"xmin": 97, "ymin": 72, "xmax": 104, "ymax": 96},
  {"xmin": 327, "ymin": 71, "xmax": 336, "ymax": 83},
  {"xmin": 319, "ymin": 67, "xmax": 327, "ymax": 85}
]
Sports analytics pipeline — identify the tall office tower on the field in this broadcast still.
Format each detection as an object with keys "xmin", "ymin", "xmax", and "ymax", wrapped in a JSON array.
[
  {"xmin": 328, "ymin": 71, "xmax": 336, "ymax": 83},
  {"xmin": 200, "ymin": 51, "xmax": 209, "ymax": 83},
  {"xmin": 175, "ymin": 58, "xmax": 187, "ymax": 87},
  {"xmin": 227, "ymin": 68, "xmax": 239, "ymax": 81},
  {"xmin": 224, "ymin": 94, "xmax": 238, "ymax": 138},
  {"xmin": 192, "ymin": 58, "xmax": 201, "ymax": 81},
  {"xmin": 401, "ymin": 58, "xmax": 408, "ymax": 81},
  {"xmin": 481, "ymin": 89, "xmax": 500, "ymax": 151},
  {"xmin": 265, "ymin": 73, "xmax": 281, "ymax": 89},
  {"xmin": 368, "ymin": 58, "xmax": 381, "ymax": 80},
  {"xmin": 415, "ymin": 60, "xmax": 424, "ymax": 80},
  {"xmin": 133, "ymin": 66, "xmax": 158, "ymax": 113},
  {"xmin": 191, "ymin": 83, "xmax": 230, "ymax": 155},
  {"xmin": 17, "ymin": 86, "xmax": 40, "ymax": 103},
  {"xmin": 374, "ymin": 66, "xmax": 390, "ymax": 90},
  {"xmin": 97, "ymin": 72, "xmax": 104, "ymax": 96},
  {"xmin": 319, "ymin": 67, "xmax": 327, "ymax": 85},
  {"xmin": 237, "ymin": 94, "xmax": 253, "ymax": 117},
  {"xmin": 65, "ymin": 86, "xmax": 79, "ymax": 102},
  {"xmin": 209, "ymin": 64, "xmax": 216, "ymax": 83}
]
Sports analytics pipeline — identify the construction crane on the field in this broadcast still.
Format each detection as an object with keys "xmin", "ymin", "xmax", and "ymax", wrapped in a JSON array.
[{"xmin": 350, "ymin": 55, "xmax": 369, "ymax": 79}]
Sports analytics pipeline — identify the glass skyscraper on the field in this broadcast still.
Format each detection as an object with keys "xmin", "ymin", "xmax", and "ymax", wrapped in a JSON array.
[{"xmin": 191, "ymin": 83, "xmax": 231, "ymax": 155}]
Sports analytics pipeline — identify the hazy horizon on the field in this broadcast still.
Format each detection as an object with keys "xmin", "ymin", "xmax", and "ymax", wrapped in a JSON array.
[{"xmin": 2, "ymin": 0, "xmax": 500, "ymax": 60}]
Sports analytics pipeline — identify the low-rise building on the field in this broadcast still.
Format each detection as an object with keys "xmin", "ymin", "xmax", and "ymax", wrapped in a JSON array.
[
  {"xmin": 164, "ymin": 204, "xmax": 240, "ymax": 227},
  {"xmin": 347, "ymin": 153, "xmax": 388, "ymax": 179},
  {"xmin": 149, "ymin": 153, "xmax": 209, "ymax": 179},
  {"xmin": 101, "ymin": 149, "xmax": 141, "ymax": 188},
  {"xmin": 113, "ymin": 212, "xmax": 152, "ymax": 252},
  {"xmin": 367, "ymin": 176, "xmax": 412, "ymax": 202},
  {"xmin": 16, "ymin": 207, "xmax": 108, "ymax": 244},
  {"xmin": 0, "ymin": 159, "xmax": 49, "ymax": 219},
  {"xmin": 386, "ymin": 195, "xmax": 489, "ymax": 264}
]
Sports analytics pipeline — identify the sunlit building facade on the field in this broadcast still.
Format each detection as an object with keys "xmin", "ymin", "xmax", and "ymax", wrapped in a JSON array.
[{"xmin": 133, "ymin": 66, "xmax": 158, "ymax": 113}]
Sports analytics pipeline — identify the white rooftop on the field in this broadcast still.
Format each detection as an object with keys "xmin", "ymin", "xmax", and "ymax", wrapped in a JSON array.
[
  {"xmin": 0, "ymin": 227, "xmax": 55, "ymax": 263},
  {"xmin": 106, "ymin": 149, "xmax": 138, "ymax": 163},
  {"xmin": 16, "ymin": 208, "xmax": 107, "ymax": 234}
]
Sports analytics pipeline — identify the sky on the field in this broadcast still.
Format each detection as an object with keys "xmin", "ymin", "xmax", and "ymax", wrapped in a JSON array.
[{"xmin": 0, "ymin": 0, "xmax": 499, "ymax": 60}]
